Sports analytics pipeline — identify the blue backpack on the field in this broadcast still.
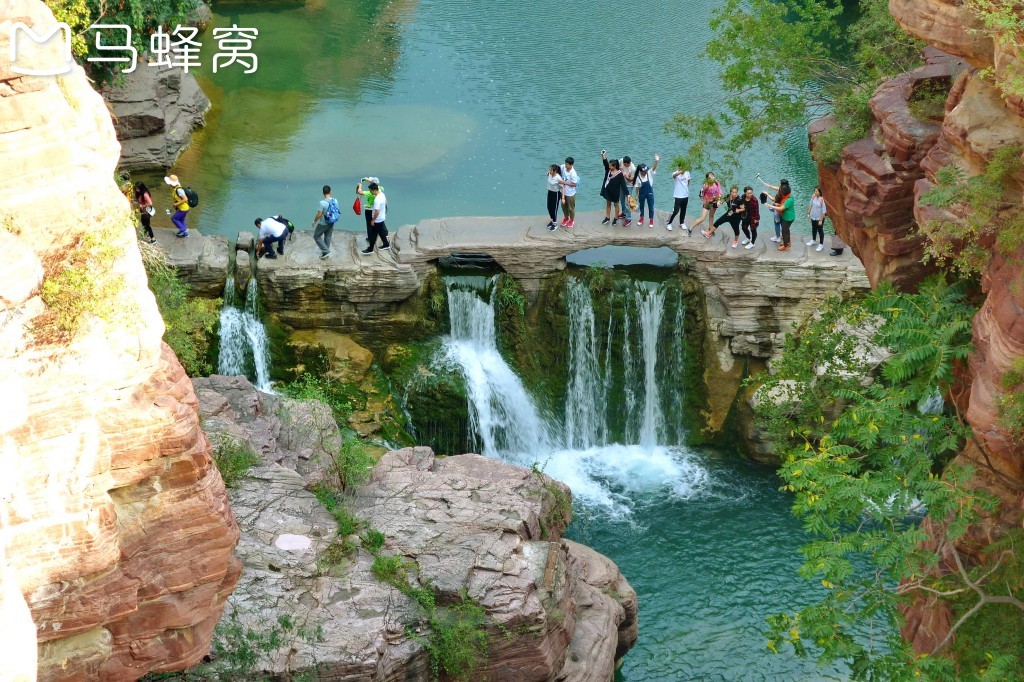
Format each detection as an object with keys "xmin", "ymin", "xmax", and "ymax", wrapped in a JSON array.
[{"xmin": 323, "ymin": 197, "xmax": 340, "ymax": 224}]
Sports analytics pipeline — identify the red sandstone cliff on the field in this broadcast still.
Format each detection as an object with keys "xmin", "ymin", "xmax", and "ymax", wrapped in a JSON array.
[
  {"xmin": 814, "ymin": 0, "xmax": 1024, "ymax": 654},
  {"xmin": 0, "ymin": 1, "xmax": 240, "ymax": 679}
]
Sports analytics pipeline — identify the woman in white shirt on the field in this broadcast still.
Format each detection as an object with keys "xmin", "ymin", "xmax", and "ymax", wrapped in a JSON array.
[
  {"xmin": 546, "ymin": 164, "xmax": 563, "ymax": 230},
  {"xmin": 805, "ymin": 186, "xmax": 827, "ymax": 251}
]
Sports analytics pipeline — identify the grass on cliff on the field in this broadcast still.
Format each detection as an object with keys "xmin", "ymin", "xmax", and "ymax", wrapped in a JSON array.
[
  {"xmin": 370, "ymin": 553, "xmax": 489, "ymax": 681},
  {"xmin": 212, "ymin": 438, "xmax": 259, "ymax": 488},
  {"xmin": 141, "ymin": 241, "xmax": 220, "ymax": 376}
]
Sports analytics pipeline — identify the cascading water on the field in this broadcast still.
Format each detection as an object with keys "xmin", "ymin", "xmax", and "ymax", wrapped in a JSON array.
[
  {"xmin": 218, "ymin": 276, "xmax": 273, "ymax": 392},
  {"xmin": 439, "ymin": 274, "xmax": 707, "ymax": 516}
]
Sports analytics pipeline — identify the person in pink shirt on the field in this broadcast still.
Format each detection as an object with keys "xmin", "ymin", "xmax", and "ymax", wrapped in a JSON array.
[{"xmin": 688, "ymin": 173, "xmax": 723, "ymax": 233}]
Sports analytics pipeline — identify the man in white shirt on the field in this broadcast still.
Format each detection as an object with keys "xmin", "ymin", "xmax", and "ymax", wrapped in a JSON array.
[
  {"xmin": 667, "ymin": 163, "xmax": 691, "ymax": 233},
  {"xmin": 559, "ymin": 156, "xmax": 579, "ymax": 228},
  {"xmin": 361, "ymin": 182, "xmax": 392, "ymax": 255},
  {"xmin": 255, "ymin": 216, "xmax": 288, "ymax": 259}
]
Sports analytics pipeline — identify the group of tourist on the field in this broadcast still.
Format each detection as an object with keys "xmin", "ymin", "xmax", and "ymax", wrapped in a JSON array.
[
  {"xmin": 132, "ymin": 162, "xmax": 845, "ymax": 260},
  {"xmin": 542, "ymin": 152, "xmax": 845, "ymax": 255}
]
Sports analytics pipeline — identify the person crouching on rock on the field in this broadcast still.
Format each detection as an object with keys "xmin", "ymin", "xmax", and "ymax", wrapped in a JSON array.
[{"xmin": 255, "ymin": 216, "xmax": 288, "ymax": 259}]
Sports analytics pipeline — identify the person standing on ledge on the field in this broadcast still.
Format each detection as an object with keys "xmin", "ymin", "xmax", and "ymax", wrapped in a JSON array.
[
  {"xmin": 361, "ymin": 182, "xmax": 391, "ymax": 255},
  {"xmin": 619, "ymin": 155, "xmax": 637, "ymax": 226},
  {"xmin": 312, "ymin": 184, "xmax": 340, "ymax": 260},
  {"xmin": 600, "ymin": 150, "xmax": 625, "ymax": 226},
  {"xmin": 546, "ymin": 164, "xmax": 563, "ymax": 231},
  {"xmin": 635, "ymin": 155, "xmax": 659, "ymax": 226},
  {"xmin": 133, "ymin": 181, "xmax": 155, "ymax": 244},
  {"xmin": 740, "ymin": 186, "xmax": 760, "ymax": 249},
  {"xmin": 560, "ymin": 156, "xmax": 578, "ymax": 229},
  {"xmin": 806, "ymin": 186, "xmax": 827, "ymax": 252},
  {"xmin": 666, "ymin": 161, "xmax": 690, "ymax": 233},
  {"xmin": 766, "ymin": 179, "xmax": 795, "ymax": 251},
  {"xmin": 356, "ymin": 177, "xmax": 381, "ymax": 247},
  {"xmin": 254, "ymin": 216, "xmax": 288, "ymax": 259},
  {"xmin": 164, "ymin": 174, "xmax": 190, "ymax": 238}
]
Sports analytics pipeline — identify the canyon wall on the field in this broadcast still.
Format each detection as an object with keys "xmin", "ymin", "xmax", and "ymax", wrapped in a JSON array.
[
  {"xmin": 0, "ymin": 1, "xmax": 240, "ymax": 679},
  {"xmin": 814, "ymin": 0, "xmax": 1024, "ymax": 653}
]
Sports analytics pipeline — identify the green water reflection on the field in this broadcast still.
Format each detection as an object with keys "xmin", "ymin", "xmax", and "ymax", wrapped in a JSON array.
[{"xmin": 163, "ymin": 0, "xmax": 820, "ymax": 238}]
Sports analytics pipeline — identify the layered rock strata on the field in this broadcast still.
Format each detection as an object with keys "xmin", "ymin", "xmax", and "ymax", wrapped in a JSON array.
[
  {"xmin": 102, "ymin": 66, "xmax": 211, "ymax": 171},
  {"xmin": 1, "ymin": 1, "xmax": 239, "ymax": 678},
  {"xmin": 194, "ymin": 375, "xmax": 638, "ymax": 680}
]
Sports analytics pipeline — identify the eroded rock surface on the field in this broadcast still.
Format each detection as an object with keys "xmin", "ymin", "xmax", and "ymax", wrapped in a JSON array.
[
  {"xmin": 193, "ymin": 374, "xmax": 637, "ymax": 680},
  {"xmin": 0, "ymin": 2, "xmax": 240, "ymax": 679},
  {"xmin": 102, "ymin": 65, "xmax": 210, "ymax": 171}
]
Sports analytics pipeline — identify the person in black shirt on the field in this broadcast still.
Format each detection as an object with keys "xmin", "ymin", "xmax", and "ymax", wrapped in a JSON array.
[
  {"xmin": 600, "ymin": 150, "xmax": 626, "ymax": 226},
  {"xmin": 706, "ymin": 185, "xmax": 745, "ymax": 247}
]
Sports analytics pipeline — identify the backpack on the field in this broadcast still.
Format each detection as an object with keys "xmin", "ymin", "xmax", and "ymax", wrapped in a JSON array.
[
  {"xmin": 273, "ymin": 215, "xmax": 295, "ymax": 233},
  {"xmin": 183, "ymin": 186, "xmax": 199, "ymax": 207},
  {"xmin": 323, "ymin": 197, "xmax": 340, "ymax": 224}
]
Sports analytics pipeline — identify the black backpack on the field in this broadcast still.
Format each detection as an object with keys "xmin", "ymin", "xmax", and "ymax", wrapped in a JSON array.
[
  {"xmin": 183, "ymin": 186, "xmax": 199, "ymax": 207},
  {"xmin": 273, "ymin": 215, "xmax": 295, "ymax": 233}
]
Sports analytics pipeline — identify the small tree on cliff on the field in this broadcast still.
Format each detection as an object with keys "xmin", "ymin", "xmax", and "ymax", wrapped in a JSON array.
[
  {"xmin": 668, "ymin": 0, "xmax": 922, "ymax": 169},
  {"xmin": 755, "ymin": 278, "xmax": 1024, "ymax": 681}
]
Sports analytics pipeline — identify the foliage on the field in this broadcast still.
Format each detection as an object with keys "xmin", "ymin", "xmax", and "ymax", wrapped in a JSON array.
[
  {"xmin": 749, "ymin": 278, "xmax": 1024, "ymax": 679},
  {"xmin": 278, "ymin": 373, "xmax": 354, "ymax": 426},
  {"xmin": 361, "ymin": 528, "xmax": 386, "ymax": 554},
  {"xmin": 212, "ymin": 438, "xmax": 259, "ymax": 488},
  {"xmin": 919, "ymin": 145, "xmax": 1024, "ymax": 277},
  {"xmin": 998, "ymin": 357, "xmax": 1024, "ymax": 445},
  {"xmin": 44, "ymin": 0, "xmax": 200, "ymax": 84},
  {"xmin": 667, "ymin": 0, "xmax": 923, "ymax": 170},
  {"xmin": 965, "ymin": 0, "xmax": 1024, "ymax": 101},
  {"xmin": 908, "ymin": 80, "xmax": 950, "ymax": 122},
  {"xmin": 140, "ymin": 609, "xmax": 324, "ymax": 681},
  {"xmin": 494, "ymin": 273, "xmax": 527, "ymax": 318},
  {"xmin": 141, "ymin": 242, "xmax": 219, "ymax": 376},
  {"xmin": 310, "ymin": 482, "xmax": 363, "ymax": 537},
  {"xmin": 371, "ymin": 553, "xmax": 489, "ymax": 681},
  {"xmin": 38, "ymin": 220, "xmax": 130, "ymax": 339},
  {"xmin": 809, "ymin": 89, "xmax": 873, "ymax": 166}
]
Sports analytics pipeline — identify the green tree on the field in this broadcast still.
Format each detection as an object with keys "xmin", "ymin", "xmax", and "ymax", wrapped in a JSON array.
[
  {"xmin": 668, "ymin": 0, "xmax": 922, "ymax": 169},
  {"xmin": 753, "ymin": 278, "xmax": 1024, "ymax": 680},
  {"xmin": 45, "ymin": 0, "xmax": 200, "ymax": 83}
]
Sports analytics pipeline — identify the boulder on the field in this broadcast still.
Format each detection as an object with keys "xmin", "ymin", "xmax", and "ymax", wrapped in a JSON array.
[
  {"xmin": 101, "ymin": 66, "xmax": 211, "ymax": 171},
  {"xmin": 289, "ymin": 329, "xmax": 375, "ymax": 383}
]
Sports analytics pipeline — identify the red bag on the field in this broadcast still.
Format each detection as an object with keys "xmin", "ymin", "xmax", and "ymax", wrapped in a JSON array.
[{"xmin": 352, "ymin": 197, "xmax": 362, "ymax": 215}]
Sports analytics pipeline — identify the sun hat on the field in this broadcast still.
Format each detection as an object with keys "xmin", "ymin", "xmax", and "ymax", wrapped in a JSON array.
[{"xmin": 164, "ymin": 174, "xmax": 180, "ymax": 186}]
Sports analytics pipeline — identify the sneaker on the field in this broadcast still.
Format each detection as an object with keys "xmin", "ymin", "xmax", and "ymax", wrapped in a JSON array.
[
  {"xmin": 623, "ymin": 219, "xmax": 632, "ymax": 226},
  {"xmin": 681, "ymin": 223, "xmax": 688, "ymax": 232},
  {"xmin": 277, "ymin": 249, "xmax": 285, "ymax": 256},
  {"xmin": 360, "ymin": 247, "xmax": 374, "ymax": 256},
  {"xmin": 741, "ymin": 239, "xmax": 749, "ymax": 245},
  {"xmin": 380, "ymin": 243, "xmax": 391, "ymax": 251},
  {"xmin": 830, "ymin": 249, "xmax": 843, "ymax": 256},
  {"xmin": 617, "ymin": 213, "xmax": 626, "ymax": 220},
  {"xmin": 806, "ymin": 239, "xmax": 815, "ymax": 246},
  {"xmin": 612, "ymin": 218, "xmax": 619, "ymax": 225},
  {"xmin": 320, "ymin": 250, "xmax": 332, "ymax": 259},
  {"xmin": 264, "ymin": 252, "xmax": 277, "ymax": 259},
  {"xmin": 745, "ymin": 242, "xmax": 755, "ymax": 249},
  {"xmin": 731, "ymin": 239, "xmax": 739, "ymax": 248},
  {"xmin": 770, "ymin": 236, "xmax": 779, "ymax": 242},
  {"xmin": 567, "ymin": 219, "xmax": 575, "ymax": 228},
  {"xmin": 548, "ymin": 224, "xmax": 557, "ymax": 232},
  {"xmin": 560, "ymin": 218, "xmax": 569, "ymax": 227},
  {"xmin": 649, "ymin": 221, "xmax": 654, "ymax": 228},
  {"xmin": 637, "ymin": 218, "xmax": 645, "ymax": 226},
  {"xmin": 546, "ymin": 220, "xmax": 555, "ymax": 229},
  {"xmin": 148, "ymin": 237, "xmax": 157, "ymax": 244},
  {"xmin": 816, "ymin": 244, "xmax": 824, "ymax": 251},
  {"xmin": 175, "ymin": 231, "xmax": 188, "ymax": 238},
  {"xmin": 778, "ymin": 244, "xmax": 791, "ymax": 252},
  {"xmin": 602, "ymin": 217, "xmax": 610, "ymax": 225},
  {"xmin": 701, "ymin": 230, "xmax": 711, "ymax": 239},
  {"xmin": 667, "ymin": 224, "xmax": 673, "ymax": 231}
]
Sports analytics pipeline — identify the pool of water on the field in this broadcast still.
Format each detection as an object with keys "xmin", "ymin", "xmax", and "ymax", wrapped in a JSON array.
[
  {"xmin": 566, "ymin": 447, "xmax": 848, "ymax": 682},
  {"xmin": 157, "ymin": 0, "xmax": 820, "ymax": 239}
]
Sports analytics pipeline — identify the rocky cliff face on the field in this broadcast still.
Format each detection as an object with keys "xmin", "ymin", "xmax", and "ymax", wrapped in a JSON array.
[
  {"xmin": 193, "ymin": 375, "xmax": 638, "ymax": 681},
  {"xmin": 0, "ymin": 1, "xmax": 239, "ymax": 678},
  {"xmin": 814, "ymin": 0, "xmax": 1024, "ymax": 653}
]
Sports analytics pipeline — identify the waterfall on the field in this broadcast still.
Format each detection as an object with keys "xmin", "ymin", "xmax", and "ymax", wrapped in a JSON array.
[
  {"xmin": 436, "ymin": 273, "xmax": 707, "ymax": 516},
  {"xmin": 565, "ymin": 279, "xmax": 606, "ymax": 448},
  {"xmin": 442, "ymin": 277, "xmax": 551, "ymax": 457},
  {"xmin": 218, "ymin": 276, "xmax": 273, "ymax": 392}
]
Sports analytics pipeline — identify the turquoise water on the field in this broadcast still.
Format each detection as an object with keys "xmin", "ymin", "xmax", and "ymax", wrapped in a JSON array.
[
  {"xmin": 567, "ymin": 449, "xmax": 847, "ymax": 681},
  {"xmin": 162, "ymin": 0, "xmax": 820, "ymax": 237}
]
